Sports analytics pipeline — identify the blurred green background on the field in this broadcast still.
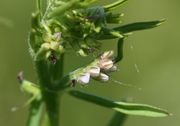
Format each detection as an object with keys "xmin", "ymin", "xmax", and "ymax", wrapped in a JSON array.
[{"xmin": 0, "ymin": 0, "xmax": 179, "ymax": 126}]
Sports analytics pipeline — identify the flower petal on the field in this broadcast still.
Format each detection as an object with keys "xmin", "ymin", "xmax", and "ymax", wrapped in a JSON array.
[
  {"xmin": 89, "ymin": 67, "xmax": 100, "ymax": 77},
  {"xmin": 99, "ymin": 73, "xmax": 109, "ymax": 82},
  {"xmin": 99, "ymin": 59, "xmax": 114, "ymax": 70},
  {"xmin": 77, "ymin": 73, "xmax": 90, "ymax": 84},
  {"xmin": 101, "ymin": 51, "xmax": 114, "ymax": 59}
]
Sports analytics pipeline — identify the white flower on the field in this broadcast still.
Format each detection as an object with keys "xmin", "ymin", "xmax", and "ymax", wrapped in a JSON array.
[
  {"xmin": 100, "ymin": 50, "xmax": 114, "ymax": 59},
  {"xmin": 98, "ymin": 73, "xmax": 109, "ymax": 82},
  {"xmin": 105, "ymin": 65, "xmax": 117, "ymax": 73},
  {"xmin": 77, "ymin": 72, "xmax": 90, "ymax": 84},
  {"xmin": 89, "ymin": 66, "xmax": 100, "ymax": 77},
  {"xmin": 99, "ymin": 59, "xmax": 114, "ymax": 71}
]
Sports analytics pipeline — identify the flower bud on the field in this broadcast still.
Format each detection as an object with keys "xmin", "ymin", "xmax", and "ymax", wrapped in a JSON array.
[
  {"xmin": 89, "ymin": 66, "xmax": 100, "ymax": 77},
  {"xmin": 98, "ymin": 73, "xmax": 109, "ymax": 82},
  {"xmin": 41, "ymin": 43, "xmax": 50, "ymax": 50},
  {"xmin": 50, "ymin": 42, "xmax": 60, "ymax": 50},
  {"xmin": 101, "ymin": 51, "xmax": 114, "ymax": 59},
  {"xmin": 77, "ymin": 73, "xmax": 90, "ymax": 85},
  {"xmin": 99, "ymin": 59, "xmax": 114, "ymax": 70},
  {"xmin": 105, "ymin": 65, "xmax": 117, "ymax": 73},
  {"xmin": 58, "ymin": 45, "xmax": 64, "ymax": 52}
]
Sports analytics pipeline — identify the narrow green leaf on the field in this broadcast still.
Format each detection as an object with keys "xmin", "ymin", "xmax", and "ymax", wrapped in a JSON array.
[
  {"xmin": 115, "ymin": 38, "xmax": 124, "ymax": 63},
  {"xmin": 104, "ymin": 0, "xmax": 128, "ymax": 11},
  {"xmin": 107, "ymin": 112, "xmax": 127, "ymax": 126},
  {"xmin": 69, "ymin": 90, "xmax": 170, "ymax": 117},
  {"xmin": 113, "ymin": 19, "xmax": 165, "ymax": 33},
  {"xmin": 96, "ymin": 20, "xmax": 165, "ymax": 40}
]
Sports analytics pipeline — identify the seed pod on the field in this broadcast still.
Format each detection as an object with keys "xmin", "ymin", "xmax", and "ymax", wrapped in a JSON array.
[
  {"xmin": 77, "ymin": 73, "xmax": 90, "ymax": 85},
  {"xmin": 89, "ymin": 66, "xmax": 100, "ymax": 77}
]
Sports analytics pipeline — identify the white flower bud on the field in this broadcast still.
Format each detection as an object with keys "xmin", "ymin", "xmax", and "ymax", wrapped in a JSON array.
[
  {"xmin": 77, "ymin": 73, "xmax": 90, "ymax": 84},
  {"xmin": 101, "ymin": 51, "xmax": 114, "ymax": 59},
  {"xmin": 89, "ymin": 66, "xmax": 100, "ymax": 77},
  {"xmin": 98, "ymin": 73, "xmax": 109, "ymax": 82},
  {"xmin": 105, "ymin": 65, "xmax": 117, "ymax": 73},
  {"xmin": 99, "ymin": 59, "xmax": 114, "ymax": 70}
]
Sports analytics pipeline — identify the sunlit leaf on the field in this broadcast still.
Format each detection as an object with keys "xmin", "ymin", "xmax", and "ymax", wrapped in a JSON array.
[{"xmin": 69, "ymin": 90, "xmax": 170, "ymax": 117}]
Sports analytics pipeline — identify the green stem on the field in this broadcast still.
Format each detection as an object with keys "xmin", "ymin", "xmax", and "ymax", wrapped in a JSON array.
[
  {"xmin": 35, "ymin": 54, "xmax": 64, "ymax": 126},
  {"xmin": 26, "ymin": 100, "xmax": 44, "ymax": 126}
]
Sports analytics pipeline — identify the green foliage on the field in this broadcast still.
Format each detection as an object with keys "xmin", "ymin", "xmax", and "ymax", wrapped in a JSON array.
[
  {"xmin": 69, "ymin": 90, "xmax": 170, "ymax": 117},
  {"xmin": 17, "ymin": 0, "xmax": 169, "ymax": 126}
]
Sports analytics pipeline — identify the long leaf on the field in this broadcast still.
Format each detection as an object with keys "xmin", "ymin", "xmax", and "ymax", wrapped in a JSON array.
[
  {"xmin": 107, "ymin": 112, "xmax": 127, "ymax": 126},
  {"xmin": 69, "ymin": 90, "xmax": 170, "ymax": 117},
  {"xmin": 96, "ymin": 20, "xmax": 165, "ymax": 40},
  {"xmin": 113, "ymin": 19, "xmax": 165, "ymax": 33}
]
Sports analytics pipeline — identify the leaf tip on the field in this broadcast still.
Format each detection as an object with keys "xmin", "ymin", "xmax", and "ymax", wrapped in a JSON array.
[{"xmin": 156, "ymin": 19, "xmax": 166, "ymax": 26}]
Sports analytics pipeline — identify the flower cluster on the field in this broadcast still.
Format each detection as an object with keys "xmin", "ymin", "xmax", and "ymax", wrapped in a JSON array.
[{"xmin": 70, "ymin": 50, "xmax": 117, "ymax": 86}]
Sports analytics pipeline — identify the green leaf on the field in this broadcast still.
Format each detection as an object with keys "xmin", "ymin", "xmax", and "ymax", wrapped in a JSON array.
[
  {"xmin": 96, "ymin": 20, "xmax": 165, "ymax": 40},
  {"xmin": 104, "ymin": 0, "xmax": 128, "ymax": 11},
  {"xmin": 107, "ymin": 112, "xmax": 127, "ymax": 126},
  {"xmin": 113, "ymin": 19, "xmax": 165, "ymax": 34},
  {"xmin": 69, "ymin": 90, "xmax": 170, "ymax": 117},
  {"xmin": 115, "ymin": 38, "xmax": 124, "ymax": 63}
]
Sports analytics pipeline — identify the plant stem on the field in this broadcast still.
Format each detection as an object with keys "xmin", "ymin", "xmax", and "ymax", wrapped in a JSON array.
[
  {"xmin": 26, "ymin": 100, "xmax": 44, "ymax": 126},
  {"xmin": 34, "ymin": 54, "xmax": 64, "ymax": 126}
]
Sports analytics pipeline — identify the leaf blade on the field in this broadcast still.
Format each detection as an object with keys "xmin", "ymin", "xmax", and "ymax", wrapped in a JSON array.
[
  {"xmin": 113, "ymin": 19, "xmax": 165, "ymax": 33},
  {"xmin": 69, "ymin": 90, "xmax": 170, "ymax": 117}
]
